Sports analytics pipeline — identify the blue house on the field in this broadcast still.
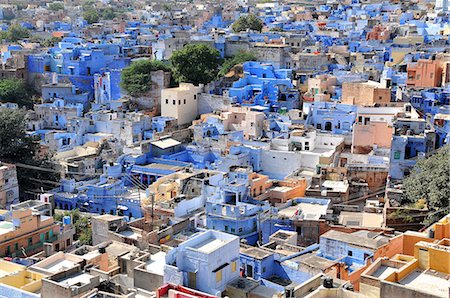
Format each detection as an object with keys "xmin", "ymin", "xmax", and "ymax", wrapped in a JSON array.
[
  {"xmin": 205, "ymin": 166, "xmax": 270, "ymax": 245},
  {"xmin": 306, "ymin": 102, "xmax": 357, "ymax": 134},
  {"xmin": 228, "ymin": 62, "xmax": 300, "ymax": 111},
  {"xmin": 164, "ymin": 230, "xmax": 240, "ymax": 296}
]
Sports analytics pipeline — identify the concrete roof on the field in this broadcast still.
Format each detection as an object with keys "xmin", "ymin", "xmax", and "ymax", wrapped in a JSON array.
[
  {"xmin": 287, "ymin": 253, "xmax": 337, "ymax": 271},
  {"xmin": 150, "ymin": 138, "xmax": 181, "ymax": 149},
  {"xmin": 241, "ymin": 247, "xmax": 273, "ymax": 260},
  {"xmin": 320, "ymin": 230, "xmax": 384, "ymax": 250}
]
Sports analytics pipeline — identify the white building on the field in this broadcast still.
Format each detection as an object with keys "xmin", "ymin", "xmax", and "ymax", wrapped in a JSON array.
[{"xmin": 161, "ymin": 83, "xmax": 202, "ymax": 126}]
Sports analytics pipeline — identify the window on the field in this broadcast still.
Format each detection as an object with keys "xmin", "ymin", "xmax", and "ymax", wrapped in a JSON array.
[
  {"xmin": 216, "ymin": 270, "xmax": 222, "ymax": 282},
  {"xmin": 430, "ymin": 72, "xmax": 434, "ymax": 79},
  {"xmin": 194, "ymin": 94, "xmax": 197, "ymax": 100},
  {"xmin": 262, "ymin": 267, "xmax": 266, "ymax": 273},
  {"xmin": 184, "ymin": 99, "xmax": 186, "ymax": 104},
  {"xmin": 416, "ymin": 74, "xmax": 421, "ymax": 80},
  {"xmin": 348, "ymin": 250, "xmax": 353, "ymax": 256},
  {"xmin": 394, "ymin": 151, "xmax": 401, "ymax": 160},
  {"xmin": 317, "ymin": 123, "xmax": 322, "ymax": 129},
  {"xmin": 231, "ymin": 261, "xmax": 237, "ymax": 272},
  {"xmin": 238, "ymin": 227, "xmax": 243, "ymax": 233},
  {"xmin": 231, "ymin": 228, "xmax": 235, "ymax": 233},
  {"xmin": 225, "ymin": 226, "xmax": 229, "ymax": 232},
  {"xmin": 28, "ymin": 237, "xmax": 32, "ymax": 245},
  {"xmin": 173, "ymin": 100, "xmax": 176, "ymax": 105},
  {"xmin": 14, "ymin": 243, "xmax": 18, "ymax": 251},
  {"xmin": 166, "ymin": 99, "xmax": 169, "ymax": 104}
]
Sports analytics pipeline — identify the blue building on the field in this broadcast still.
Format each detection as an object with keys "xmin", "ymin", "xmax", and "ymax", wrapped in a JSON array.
[
  {"xmin": 51, "ymin": 164, "xmax": 143, "ymax": 219},
  {"xmin": 228, "ymin": 62, "xmax": 300, "ymax": 111},
  {"xmin": 205, "ymin": 166, "xmax": 270, "ymax": 245},
  {"xmin": 164, "ymin": 230, "xmax": 240, "ymax": 296},
  {"xmin": 306, "ymin": 102, "xmax": 357, "ymax": 134}
]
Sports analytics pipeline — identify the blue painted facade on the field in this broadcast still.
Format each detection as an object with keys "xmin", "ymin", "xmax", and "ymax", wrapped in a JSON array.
[{"xmin": 228, "ymin": 62, "xmax": 299, "ymax": 111}]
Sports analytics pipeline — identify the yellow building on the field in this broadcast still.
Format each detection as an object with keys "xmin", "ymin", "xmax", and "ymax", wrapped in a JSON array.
[{"xmin": 0, "ymin": 260, "xmax": 47, "ymax": 294}]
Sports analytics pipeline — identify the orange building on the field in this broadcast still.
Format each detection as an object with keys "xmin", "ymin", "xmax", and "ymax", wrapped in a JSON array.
[
  {"xmin": 0, "ymin": 209, "xmax": 60, "ymax": 257},
  {"xmin": 407, "ymin": 59, "xmax": 443, "ymax": 88},
  {"xmin": 252, "ymin": 176, "xmax": 307, "ymax": 204},
  {"xmin": 327, "ymin": 213, "xmax": 450, "ymax": 290}
]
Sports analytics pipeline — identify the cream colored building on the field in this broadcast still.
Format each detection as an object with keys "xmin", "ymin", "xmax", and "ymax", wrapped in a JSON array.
[{"xmin": 161, "ymin": 83, "xmax": 202, "ymax": 126}]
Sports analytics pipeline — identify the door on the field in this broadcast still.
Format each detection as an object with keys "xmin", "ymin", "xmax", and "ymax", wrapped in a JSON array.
[
  {"xmin": 246, "ymin": 264, "xmax": 253, "ymax": 278},
  {"xmin": 188, "ymin": 271, "xmax": 196, "ymax": 289}
]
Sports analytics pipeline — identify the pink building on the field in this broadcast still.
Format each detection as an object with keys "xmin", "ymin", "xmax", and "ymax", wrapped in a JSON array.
[{"xmin": 352, "ymin": 121, "xmax": 394, "ymax": 154}]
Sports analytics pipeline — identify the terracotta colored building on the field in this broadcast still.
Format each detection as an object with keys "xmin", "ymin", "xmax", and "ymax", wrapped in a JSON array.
[
  {"xmin": 407, "ymin": 59, "xmax": 443, "ymax": 88},
  {"xmin": 0, "ymin": 209, "xmax": 60, "ymax": 257},
  {"xmin": 366, "ymin": 25, "xmax": 390, "ymax": 41}
]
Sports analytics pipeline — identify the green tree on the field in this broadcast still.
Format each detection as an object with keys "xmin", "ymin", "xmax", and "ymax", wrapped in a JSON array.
[
  {"xmin": 121, "ymin": 59, "xmax": 171, "ymax": 96},
  {"xmin": 48, "ymin": 3, "xmax": 64, "ymax": 11},
  {"xmin": 83, "ymin": 9, "xmax": 100, "ymax": 24},
  {"xmin": 403, "ymin": 145, "xmax": 450, "ymax": 224},
  {"xmin": 0, "ymin": 79, "xmax": 33, "ymax": 108},
  {"xmin": 0, "ymin": 109, "xmax": 59, "ymax": 198},
  {"xmin": 54, "ymin": 209, "xmax": 92, "ymax": 245},
  {"xmin": 170, "ymin": 44, "xmax": 221, "ymax": 85},
  {"xmin": 0, "ymin": 109, "xmax": 36, "ymax": 163},
  {"xmin": 0, "ymin": 25, "xmax": 30, "ymax": 42},
  {"xmin": 232, "ymin": 14, "xmax": 263, "ymax": 33},
  {"xmin": 42, "ymin": 36, "xmax": 62, "ymax": 47},
  {"xmin": 218, "ymin": 51, "xmax": 257, "ymax": 78},
  {"xmin": 101, "ymin": 7, "xmax": 116, "ymax": 20}
]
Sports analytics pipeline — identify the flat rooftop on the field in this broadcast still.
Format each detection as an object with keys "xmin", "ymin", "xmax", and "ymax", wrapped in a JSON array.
[
  {"xmin": 144, "ymin": 251, "xmax": 166, "ymax": 275},
  {"xmin": 42, "ymin": 259, "xmax": 78, "ymax": 273},
  {"xmin": 151, "ymin": 138, "xmax": 181, "ymax": 149},
  {"xmin": 58, "ymin": 272, "xmax": 93, "ymax": 287},
  {"xmin": 399, "ymin": 269, "xmax": 450, "ymax": 297},
  {"xmin": 241, "ymin": 247, "xmax": 273, "ymax": 260},
  {"xmin": 288, "ymin": 253, "xmax": 337, "ymax": 271},
  {"xmin": 278, "ymin": 202, "xmax": 328, "ymax": 220},
  {"xmin": 191, "ymin": 238, "xmax": 227, "ymax": 254},
  {"xmin": 0, "ymin": 221, "xmax": 14, "ymax": 235}
]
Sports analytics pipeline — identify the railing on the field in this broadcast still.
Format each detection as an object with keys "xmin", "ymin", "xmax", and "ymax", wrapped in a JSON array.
[{"xmin": 9, "ymin": 235, "xmax": 58, "ymax": 257}]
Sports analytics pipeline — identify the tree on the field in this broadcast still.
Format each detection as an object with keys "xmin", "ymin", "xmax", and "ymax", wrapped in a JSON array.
[
  {"xmin": 232, "ymin": 14, "xmax": 263, "ymax": 33},
  {"xmin": 170, "ymin": 44, "xmax": 221, "ymax": 85},
  {"xmin": 48, "ymin": 3, "xmax": 64, "ymax": 11},
  {"xmin": 0, "ymin": 25, "xmax": 30, "ymax": 42},
  {"xmin": 101, "ymin": 7, "xmax": 116, "ymax": 20},
  {"xmin": 218, "ymin": 51, "xmax": 257, "ymax": 78},
  {"xmin": 121, "ymin": 59, "xmax": 171, "ymax": 96},
  {"xmin": 0, "ymin": 110, "xmax": 36, "ymax": 163},
  {"xmin": 0, "ymin": 109, "xmax": 59, "ymax": 198},
  {"xmin": 42, "ymin": 36, "xmax": 62, "ymax": 47},
  {"xmin": 83, "ymin": 9, "xmax": 100, "ymax": 24},
  {"xmin": 403, "ymin": 145, "xmax": 450, "ymax": 224},
  {"xmin": 54, "ymin": 209, "xmax": 92, "ymax": 245},
  {"xmin": 0, "ymin": 79, "xmax": 34, "ymax": 108}
]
